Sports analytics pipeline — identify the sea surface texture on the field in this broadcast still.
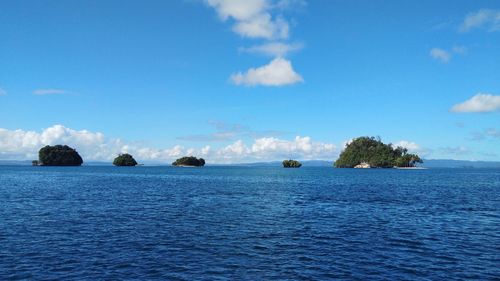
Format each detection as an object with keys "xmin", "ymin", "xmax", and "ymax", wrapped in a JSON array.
[{"xmin": 0, "ymin": 166, "xmax": 499, "ymax": 280}]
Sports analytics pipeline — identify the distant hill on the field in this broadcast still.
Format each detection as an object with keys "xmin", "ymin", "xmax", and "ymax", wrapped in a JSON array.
[
  {"xmin": 422, "ymin": 159, "xmax": 500, "ymax": 169},
  {"xmin": 217, "ymin": 159, "xmax": 500, "ymax": 168}
]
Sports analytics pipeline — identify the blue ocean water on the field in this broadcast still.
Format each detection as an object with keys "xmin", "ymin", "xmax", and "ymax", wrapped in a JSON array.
[{"xmin": 0, "ymin": 166, "xmax": 499, "ymax": 280}]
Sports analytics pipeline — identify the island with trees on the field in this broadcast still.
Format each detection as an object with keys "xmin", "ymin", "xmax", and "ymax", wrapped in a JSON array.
[
  {"xmin": 282, "ymin": 159, "xmax": 302, "ymax": 168},
  {"xmin": 113, "ymin": 153, "xmax": 138, "ymax": 166},
  {"xmin": 38, "ymin": 145, "xmax": 83, "ymax": 166},
  {"xmin": 172, "ymin": 156, "xmax": 205, "ymax": 167},
  {"xmin": 334, "ymin": 136, "xmax": 423, "ymax": 168}
]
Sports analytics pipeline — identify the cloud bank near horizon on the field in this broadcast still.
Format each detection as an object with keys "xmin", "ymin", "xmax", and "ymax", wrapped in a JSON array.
[
  {"xmin": 1, "ymin": 124, "xmax": 493, "ymax": 163},
  {"xmin": 0, "ymin": 125, "xmax": 338, "ymax": 164}
]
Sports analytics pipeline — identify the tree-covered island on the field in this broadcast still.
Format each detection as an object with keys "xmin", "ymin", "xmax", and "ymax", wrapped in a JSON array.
[
  {"xmin": 334, "ymin": 136, "xmax": 423, "ymax": 168},
  {"xmin": 172, "ymin": 156, "xmax": 205, "ymax": 167},
  {"xmin": 282, "ymin": 159, "xmax": 302, "ymax": 168},
  {"xmin": 38, "ymin": 145, "xmax": 83, "ymax": 166},
  {"xmin": 113, "ymin": 153, "xmax": 138, "ymax": 166}
]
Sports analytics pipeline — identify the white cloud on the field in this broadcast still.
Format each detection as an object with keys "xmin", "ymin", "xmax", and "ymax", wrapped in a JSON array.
[
  {"xmin": 206, "ymin": 0, "xmax": 267, "ymax": 21},
  {"xmin": 0, "ymin": 125, "xmax": 336, "ymax": 164},
  {"xmin": 459, "ymin": 9, "xmax": 500, "ymax": 32},
  {"xmin": 430, "ymin": 48, "xmax": 451, "ymax": 63},
  {"xmin": 215, "ymin": 136, "xmax": 336, "ymax": 163},
  {"xmin": 231, "ymin": 57, "xmax": 303, "ymax": 86},
  {"xmin": 233, "ymin": 14, "xmax": 288, "ymax": 39},
  {"xmin": 239, "ymin": 42, "xmax": 303, "ymax": 57},
  {"xmin": 33, "ymin": 89, "xmax": 68, "ymax": 95},
  {"xmin": 0, "ymin": 125, "xmax": 185, "ymax": 162},
  {"xmin": 205, "ymin": 0, "xmax": 305, "ymax": 87},
  {"xmin": 430, "ymin": 46, "xmax": 467, "ymax": 63},
  {"xmin": 393, "ymin": 140, "xmax": 421, "ymax": 152},
  {"xmin": 451, "ymin": 93, "xmax": 500, "ymax": 113},
  {"xmin": 0, "ymin": 88, "xmax": 6, "ymax": 96},
  {"xmin": 201, "ymin": 145, "xmax": 211, "ymax": 156},
  {"xmin": 252, "ymin": 136, "xmax": 335, "ymax": 158},
  {"xmin": 217, "ymin": 140, "xmax": 250, "ymax": 159},
  {"xmin": 205, "ymin": 0, "xmax": 289, "ymax": 40}
]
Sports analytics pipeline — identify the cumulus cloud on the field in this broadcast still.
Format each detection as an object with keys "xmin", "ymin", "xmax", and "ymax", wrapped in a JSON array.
[
  {"xmin": 393, "ymin": 140, "xmax": 431, "ymax": 157},
  {"xmin": 205, "ymin": 0, "xmax": 305, "ymax": 87},
  {"xmin": 0, "ymin": 125, "xmax": 336, "ymax": 164},
  {"xmin": 252, "ymin": 136, "xmax": 335, "ymax": 158},
  {"xmin": 459, "ymin": 9, "xmax": 500, "ymax": 32},
  {"xmin": 393, "ymin": 140, "xmax": 420, "ymax": 152},
  {"xmin": 205, "ymin": 0, "xmax": 289, "ymax": 40},
  {"xmin": 215, "ymin": 136, "xmax": 336, "ymax": 163},
  {"xmin": 451, "ymin": 93, "xmax": 500, "ymax": 113},
  {"xmin": 231, "ymin": 57, "xmax": 303, "ymax": 86},
  {"xmin": 33, "ymin": 89, "xmax": 69, "ymax": 95},
  {"xmin": 0, "ymin": 125, "xmax": 184, "ymax": 161}
]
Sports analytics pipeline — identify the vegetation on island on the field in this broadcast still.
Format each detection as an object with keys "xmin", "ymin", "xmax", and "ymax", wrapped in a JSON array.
[
  {"xmin": 172, "ymin": 156, "xmax": 205, "ymax": 167},
  {"xmin": 38, "ymin": 145, "xmax": 83, "ymax": 166},
  {"xmin": 334, "ymin": 136, "xmax": 423, "ymax": 168},
  {"xmin": 282, "ymin": 159, "xmax": 302, "ymax": 168},
  {"xmin": 113, "ymin": 153, "xmax": 138, "ymax": 166}
]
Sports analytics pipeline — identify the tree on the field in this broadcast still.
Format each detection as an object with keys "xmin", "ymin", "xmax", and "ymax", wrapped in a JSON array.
[
  {"xmin": 334, "ymin": 137, "xmax": 423, "ymax": 168},
  {"xmin": 172, "ymin": 156, "xmax": 205, "ymax": 167},
  {"xmin": 395, "ymin": 153, "xmax": 423, "ymax": 167},
  {"xmin": 38, "ymin": 145, "xmax": 83, "ymax": 166},
  {"xmin": 282, "ymin": 159, "xmax": 302, "ymax": 168},
  {"xmin": 113, "ymin": 154, "xmax": 138, "ymax": 166}
]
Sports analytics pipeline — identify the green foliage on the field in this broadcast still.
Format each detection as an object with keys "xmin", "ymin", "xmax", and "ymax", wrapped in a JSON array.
[
  {"xmin": 172, "ymin": 156, "xmax": 205, "ymax": 167},
  {"xmin": 334, "ymin": 136, "xmax": 423, "ymax": 168},
  {"xmin": 38, "ymin": 145, "xmax": 83, "ymax": 166},
  {"xmin": 282, "ymin": 159, "xmax": 302, "ymax": 168},
  {"xmin": 395, "ymin": 153, "xmax": 423, "ymax": 167},
  {"xmin": 113, "ymin": 153, "xmax": 138, "ymax": 166}
]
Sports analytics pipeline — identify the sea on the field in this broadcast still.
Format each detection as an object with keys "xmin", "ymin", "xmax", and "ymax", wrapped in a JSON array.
[{"xmin": 0, "ymin": 166, "xmax": 499, "ymax": 280}]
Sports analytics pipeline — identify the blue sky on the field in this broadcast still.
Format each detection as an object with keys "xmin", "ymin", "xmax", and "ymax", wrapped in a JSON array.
[{"xmin": 0, "ymin": 0, "xmax": 499, "ymax": 163}]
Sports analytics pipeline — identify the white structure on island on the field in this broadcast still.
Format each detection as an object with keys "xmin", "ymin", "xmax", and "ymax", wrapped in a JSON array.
[{"xmin": 354, "ymin": 162, "xmax": 371, "ymax": 168}]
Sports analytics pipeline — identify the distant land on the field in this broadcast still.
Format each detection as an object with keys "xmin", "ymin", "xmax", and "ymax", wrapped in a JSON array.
[
  {"xmin": 419, "ymin": 159, "xmax": 500, "ymax": 169},
  {"xmin": 1, "ymin": 159, "xmax": 500, "ymax": 168},
  {"xmin": 222, "ymin": 160, "xmax": 500, "ymax": 168}
]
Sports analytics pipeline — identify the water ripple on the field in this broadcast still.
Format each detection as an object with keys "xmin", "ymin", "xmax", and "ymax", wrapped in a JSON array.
[{"xmin": 0, "ymin": 166, "xmax": 499, "ymax": 280}]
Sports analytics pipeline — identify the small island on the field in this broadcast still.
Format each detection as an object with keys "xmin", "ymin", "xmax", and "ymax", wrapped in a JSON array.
[
  {"xmin": 38, "ymin": 145, "xmax": 83, "ymax": 166},
  {"xmin": 334, "ymin": 136, "xmax": 423, "ymax": 168},
  {"xmin": 282, "ymin": 159, "xmax": 302, "ymax": 168},
  {"xmin": 113, "ymin": 153, "xmax": 138, "ymax": 166},
  {"xmin": 172, "ymin": 156, "xmax": 205, "ymax": 167}
]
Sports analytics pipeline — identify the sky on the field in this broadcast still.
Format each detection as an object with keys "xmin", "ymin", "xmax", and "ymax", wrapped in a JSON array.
[{"xmin": 0, "ymin": 0, "xmax": 499, "ymax": 163}]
